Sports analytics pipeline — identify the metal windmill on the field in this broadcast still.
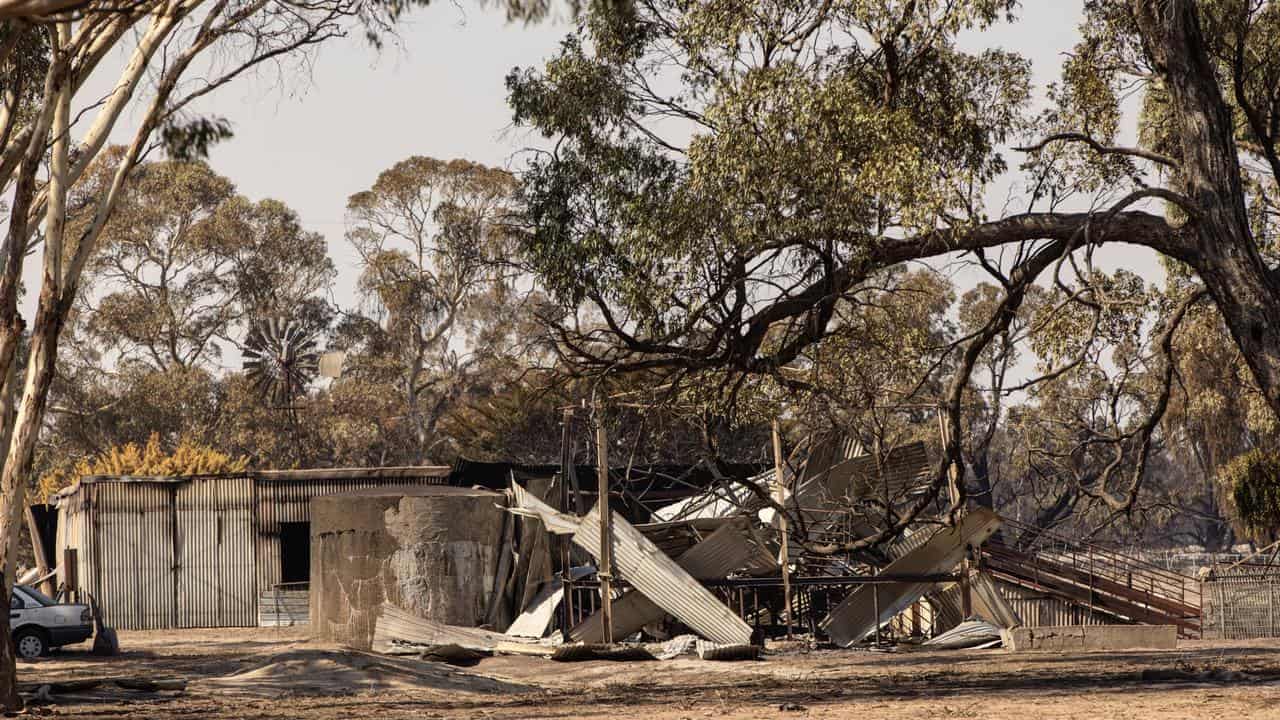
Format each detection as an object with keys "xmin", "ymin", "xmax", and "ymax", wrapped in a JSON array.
[{"xmin": 243, "ymin": 318, "xmax": 320, "ymax": 421}]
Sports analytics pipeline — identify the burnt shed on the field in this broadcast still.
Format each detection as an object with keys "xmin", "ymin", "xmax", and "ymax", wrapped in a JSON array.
[{"xmin": 52, "ymin": 466, "xmax": 450, "ymax": 630}]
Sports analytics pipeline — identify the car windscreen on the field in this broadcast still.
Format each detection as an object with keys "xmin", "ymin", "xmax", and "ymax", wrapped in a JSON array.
[{"xmin": 18, "ymin": 585, "xmax": 55, "ymax": 606}]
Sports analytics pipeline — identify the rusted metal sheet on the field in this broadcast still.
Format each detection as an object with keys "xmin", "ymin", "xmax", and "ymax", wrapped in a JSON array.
[
  {"xmin": 573, "ymin": 501, "xmax": 754, "ymax": 646},
  {"xmin": 820, "ymin": 508, "xmax": 1002, "ymax": 647},
  {"xmin": 571, "ymin": 517, "xmax": 775, "ymax": 642}
]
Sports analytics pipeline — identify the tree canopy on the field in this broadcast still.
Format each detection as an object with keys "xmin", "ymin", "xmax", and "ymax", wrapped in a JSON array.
[{"xmin": 505, "ymin": 0, "xmax": 1280, "ymax": 539}]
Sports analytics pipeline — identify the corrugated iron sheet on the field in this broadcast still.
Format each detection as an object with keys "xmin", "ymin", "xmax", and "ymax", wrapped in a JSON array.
[
  {"xmin": 373, "ymin": 604, "xmax": 531, "ymax": 652},
  {"xmin": 176, "ymin": 475, "xmax": 256, "ymax": 628},
  {"xmin": 820, "ymin": 508, "xmax": 1002, "ymax": 647},
  {"xmin": 573, "ymin": 502, "xmax": 753, "ymax": 646},
  {"xmin": 572, "ymin": 517, "xmax": 776, "ymax": 642},
  {"xmin": 927, "ymin": 572, "xmax": 1023, "ymax": 634},
  {"xmin": 94, "ymin": 482, "xmax": 176, "ymax": 629},
  {"xmin": 808, "ymin": 441, "xmax": 933, "ymax": 506},
  {"xmin": 55, "ymin": 483, "xmax": 89, "ymax": 597},
  {"xmin": 997, "ymin": 581, "xmax": 1111, "ymax": 628}
]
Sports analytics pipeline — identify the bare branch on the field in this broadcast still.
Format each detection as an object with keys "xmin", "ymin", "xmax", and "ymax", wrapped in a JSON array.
[{"xmin": 1015, "ymin": 132, "xmax": 1178, "ymax": 169}]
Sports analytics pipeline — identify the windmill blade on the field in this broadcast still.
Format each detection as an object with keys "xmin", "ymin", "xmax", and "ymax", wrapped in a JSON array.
[{"xmin": 243, "ymin": 316, "xmax": 322, "ymax": 412}]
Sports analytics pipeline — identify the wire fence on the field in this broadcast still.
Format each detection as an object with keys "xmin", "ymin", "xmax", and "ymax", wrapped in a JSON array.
[{"xmin": 1202, "ymin": 578, "xmax": 1280, "ymax": 639}]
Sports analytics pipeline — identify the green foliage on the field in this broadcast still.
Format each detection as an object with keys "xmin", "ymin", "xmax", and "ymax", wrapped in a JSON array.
[
  {"xmin": 508, "ymin": 0, "xmax": 1034, "ymax": 373},
  {"xmin": 160, "ymin": 117, "xmax": 235, "ymax": 162},
  {"xmin": 1219, "ymin": 449, "xmax": 1280, "ymax": 540}
]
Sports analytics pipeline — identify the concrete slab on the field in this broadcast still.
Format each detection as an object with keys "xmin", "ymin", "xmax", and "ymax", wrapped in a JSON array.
[{"xmin": 1000, "ymin": 625, "xmax": 1177, "ymax": 652}]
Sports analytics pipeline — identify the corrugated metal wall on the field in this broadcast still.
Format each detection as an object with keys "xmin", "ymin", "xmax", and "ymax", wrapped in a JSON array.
[
  {"xmin": 998, "ymin": 581, "xmax": 1110, "ymax": 627},
  {"xmin": 94, "ymin": 482, "xmax": 177, "ymax": 629},
  {"xmin": 176, "ymin": 476, "xmax": 256, "ymax": 628},
  {"xmin": 55, "ymin": 471, "xmax": 449, "ymax": 630},
  {"xmin": 55, "ymin": 484, "xmax": 90, "ymax": 603}
]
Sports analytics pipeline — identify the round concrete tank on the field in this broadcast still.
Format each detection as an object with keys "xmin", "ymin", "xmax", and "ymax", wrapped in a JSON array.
[{"xmin": 310, "ymin": 486, "xmax": 508, "ymax": 649}]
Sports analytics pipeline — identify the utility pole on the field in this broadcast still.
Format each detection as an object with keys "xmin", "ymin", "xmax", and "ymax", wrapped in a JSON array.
[
  {"xmin": 772, "ymin": 419, "xmax": 794, "ymax": 640},
  {"xmin": 595, "ymin": 412, "xmax": 615, "ymax": 643}
]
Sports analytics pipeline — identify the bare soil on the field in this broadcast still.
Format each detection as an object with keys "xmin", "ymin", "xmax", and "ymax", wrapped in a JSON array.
[{"xmin": 13, "ymin": 628, "xmax": 1280, "ymax": 719}]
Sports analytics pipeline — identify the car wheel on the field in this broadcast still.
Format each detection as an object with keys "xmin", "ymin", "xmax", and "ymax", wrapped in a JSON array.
[{"xmin": 14, "ymin": 628, "xmax": 47, "ymax": 660}]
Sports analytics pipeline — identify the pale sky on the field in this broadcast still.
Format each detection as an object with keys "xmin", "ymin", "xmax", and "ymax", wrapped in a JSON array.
[{"xmin": 74, "ymin": 1, "xmax": 1164, "ymax": 364}]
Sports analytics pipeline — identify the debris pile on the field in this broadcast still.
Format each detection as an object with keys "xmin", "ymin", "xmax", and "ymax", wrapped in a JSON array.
[{"xmin": 363, "ymin": 432, "xmax": 1201, "ymax": 660}]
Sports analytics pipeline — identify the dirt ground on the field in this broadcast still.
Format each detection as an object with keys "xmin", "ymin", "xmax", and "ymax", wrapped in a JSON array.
[{"xmin": 12, "ymin": 627, "xmax": 1280, "ymax": 719}]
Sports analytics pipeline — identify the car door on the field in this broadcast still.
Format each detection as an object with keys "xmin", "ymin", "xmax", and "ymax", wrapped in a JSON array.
[{"xmin": 9, "ymin": 590, "xmax": 29, "ymax": 631}]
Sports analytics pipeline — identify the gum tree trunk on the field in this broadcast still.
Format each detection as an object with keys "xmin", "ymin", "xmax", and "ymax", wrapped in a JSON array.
[{"xmin": 1134, "ymin": 0, "xmax": 1280, "ymax": 420}]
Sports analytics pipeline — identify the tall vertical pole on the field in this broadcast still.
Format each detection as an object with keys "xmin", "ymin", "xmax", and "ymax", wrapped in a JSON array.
[
  {"xmin": 595, "ymin": 412, "xmax": 615, "ymax": 643},
  {"xmin": 558, "ymin": 408, "xmax": 575, "ymax": 639},
  {"xmin": 936, "ymin": 408, "xmax": 961, "ymax": 509},
  {"xmin": 772, "ymin": 419, "xmax": 794, "ymax": 640}
]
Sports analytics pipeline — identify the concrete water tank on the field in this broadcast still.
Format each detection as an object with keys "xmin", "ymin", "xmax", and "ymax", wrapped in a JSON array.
[{"xmin": 309, "ymin": 486, "xmax": 508, "ymax": 649}]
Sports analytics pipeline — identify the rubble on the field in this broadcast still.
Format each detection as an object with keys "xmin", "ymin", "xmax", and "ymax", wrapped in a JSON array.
[
  {"xmin": 819, "ymin": 509, "xmax": 1003, "ymax": 647},
  {"xmin": 347, "ymin": 434, "xmax": 1200, "ymax": 668},
  {"xmin": 572, "ymin": 501, "xmax": 755, "ymax": 645},
  {"xmin": 373, "ymin": 604, "xmax": 546, "ymax": 654},
  {"xmin": 506, "ymin": 567, "xmax": 594, "ymax": 639}
]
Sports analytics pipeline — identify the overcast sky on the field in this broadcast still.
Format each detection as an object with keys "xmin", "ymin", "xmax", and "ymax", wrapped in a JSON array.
[{"xmin": 75, "ymin": 1, "xmax": 1162, "ymax": 363}]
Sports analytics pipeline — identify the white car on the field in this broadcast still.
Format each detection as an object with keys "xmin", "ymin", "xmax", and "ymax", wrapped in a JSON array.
[{"xmin": 10, "ymin": 585, "xmax": 92, "ymax": 659}]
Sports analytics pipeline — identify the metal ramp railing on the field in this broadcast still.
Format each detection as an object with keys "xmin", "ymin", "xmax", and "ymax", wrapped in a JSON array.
[{"xmin": 983, "ymin": 520, "xmax": 1201, "ymax": 637}]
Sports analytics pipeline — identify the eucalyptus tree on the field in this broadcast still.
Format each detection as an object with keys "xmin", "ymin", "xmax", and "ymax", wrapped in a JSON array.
[
  {"xmin": 344, "ymin": 156, "xmax": 522, "ymax": 463},
  {"xmin": 0, "ymin": 0, "xmax": 415, "ymax": 706},
  {"xmin": 509, "ymin": 0, "xmax": 1280, "ymax": 545},
  {"xmin": 78, "ymin": 157, "xmax": 335, "ymax": 371}
]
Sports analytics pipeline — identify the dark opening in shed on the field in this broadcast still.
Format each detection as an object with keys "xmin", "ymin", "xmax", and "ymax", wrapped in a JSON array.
[{"xmin": 280, "ymin": 522, "xmax": 310, "ymax": 584}]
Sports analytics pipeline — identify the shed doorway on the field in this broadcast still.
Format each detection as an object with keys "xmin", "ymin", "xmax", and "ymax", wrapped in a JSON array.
[{"xmin": 279, "ymin": 522, "xmax": 311, "ymax": 585}]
